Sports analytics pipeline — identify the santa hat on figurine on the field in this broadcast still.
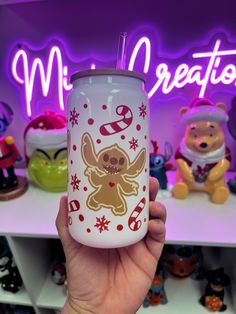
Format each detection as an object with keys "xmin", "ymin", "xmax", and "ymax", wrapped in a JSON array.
[
  {"xmin": 150, "ymin": 140, "xmax": 161, "ymax": 156},
  {"xmin": 24, "ymin": 112, "xmax": 67, "ymax": 164},
  {"xmin": 180, "ymin": 98, "xmax": 229, "ymax": 125}
]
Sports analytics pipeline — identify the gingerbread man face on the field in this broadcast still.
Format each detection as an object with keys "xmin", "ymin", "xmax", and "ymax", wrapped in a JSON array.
[
  {"xmin": 98, "ymin": 147, "xmax": 128, "ymax": 175},
  {"xmin": 81, "ymin": 132, "xmax": 146, "ymax": 215}
]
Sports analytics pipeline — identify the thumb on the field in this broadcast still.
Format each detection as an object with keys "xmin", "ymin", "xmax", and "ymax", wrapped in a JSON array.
[{"xmin": 56, "ymin": 196, "xmax": 79, "ymax": 253}]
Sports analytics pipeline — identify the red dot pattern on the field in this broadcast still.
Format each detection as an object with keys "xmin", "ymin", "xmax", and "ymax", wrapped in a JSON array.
[
  {"xmin": 79, "ymin": 214, "xmax": 84, "ymax": 222},
  {"xmin": 88, "ymin": 118, "xmax": 94, "ymax": 125},
  {"xmin": 117, "ymin": 224, "xmax": 123, "ymax": 231}
]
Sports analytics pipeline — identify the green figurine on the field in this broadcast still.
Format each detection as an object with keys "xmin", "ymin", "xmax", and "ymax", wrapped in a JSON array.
[{"xmin": 24, "ymin": 112, "xmax": 67, "ymax": 192}]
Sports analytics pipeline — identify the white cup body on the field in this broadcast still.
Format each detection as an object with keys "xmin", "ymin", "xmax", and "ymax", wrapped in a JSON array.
[{"xmin": 67, "ymin": 69, "xmax": 149, "ymax": 248}]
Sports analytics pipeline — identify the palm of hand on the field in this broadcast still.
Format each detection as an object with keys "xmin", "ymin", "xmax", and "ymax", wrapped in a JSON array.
[
  {"xmin": 66, "ymin": 239, "xmax": 161, "ymax": 314},
  {"xmin": 58, "ymin": 178, "xmax": 166, "ymax": 314}
]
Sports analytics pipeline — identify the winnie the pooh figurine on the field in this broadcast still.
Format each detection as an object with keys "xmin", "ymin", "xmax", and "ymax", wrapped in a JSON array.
[{"xmin": 172, "ymin": 98, "xmax": 231, "ymax": 204}]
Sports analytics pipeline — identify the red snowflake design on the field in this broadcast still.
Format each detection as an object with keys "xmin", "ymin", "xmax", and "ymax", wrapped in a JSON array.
[
  {"xmin": 139, "ymin": 103, "xmax": 147, "ymax": 119},
  {"xmin": 129, "ymin": 137, "xmax": 139, "ymax": 151},
  {"xmin": 94, "ymin": 215, "xmax": 110, "ymax": 233},
  {"xmin": 70, "ymin": 174, "xmax": 81, "ymax": 191},
  {"xmin": 70, "ymin": 107, "xmax": 80, "ymax": 127}
]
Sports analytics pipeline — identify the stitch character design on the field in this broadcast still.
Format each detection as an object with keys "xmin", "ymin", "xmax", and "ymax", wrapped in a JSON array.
[{"xmin": 81, "ymin": 132, "xmax": 146, "ymax": 216}]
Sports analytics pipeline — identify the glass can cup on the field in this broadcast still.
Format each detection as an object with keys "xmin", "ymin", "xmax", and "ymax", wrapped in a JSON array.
[{"xmin": 67, "ymin": 69, "xmax": 149, "ymax": 248}]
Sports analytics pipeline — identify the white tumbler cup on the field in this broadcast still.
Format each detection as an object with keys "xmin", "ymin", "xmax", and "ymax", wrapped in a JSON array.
[{"xmin": 67, "ymin": 69, "xmax": 149, "ymax": 248}]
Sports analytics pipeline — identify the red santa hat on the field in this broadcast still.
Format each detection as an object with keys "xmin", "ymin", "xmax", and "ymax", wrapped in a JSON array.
[
  {"xmin": 150, "ymin": 140, "xmax": 164, "ymax": 157},
  {"xmin": 24, "ymin": 112, "xmax": 67, "ymax": 163},
  {"xmin": 181, "ymin": 98, "xmax": 228, "ymax": 125}
]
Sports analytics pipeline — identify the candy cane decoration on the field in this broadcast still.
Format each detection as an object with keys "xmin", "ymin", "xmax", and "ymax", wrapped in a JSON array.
[
  {"xmin": 128, "ymin": 197, "xmax": 146, "ymax": 231},
  {"xmin": 99, "ymin": 105, "xmax": 133, "ymax": 136},
  {"xmin": 69, "ymin": 199, "xmax": 80, "ymax": 212}
]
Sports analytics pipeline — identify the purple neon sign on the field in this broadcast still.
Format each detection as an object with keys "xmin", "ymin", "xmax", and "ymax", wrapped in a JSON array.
[{"xmin": 10, "ymin": 33, "xmax": 236, "ymax": 117}]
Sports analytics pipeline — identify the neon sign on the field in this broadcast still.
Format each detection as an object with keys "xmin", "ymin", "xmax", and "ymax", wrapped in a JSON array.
[
  {"xmin": 10, "ymin": 32, "xmax": 236, "ymax": 117},
  {"xmin": 12, "ymin": 46, "xmax": 72, "ymax": 117}
]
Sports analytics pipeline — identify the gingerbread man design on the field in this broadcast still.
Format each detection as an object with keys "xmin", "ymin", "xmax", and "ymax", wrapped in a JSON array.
[{"xmin": 81, "ymin": 132, "xmax": 146, "ymax": 216}]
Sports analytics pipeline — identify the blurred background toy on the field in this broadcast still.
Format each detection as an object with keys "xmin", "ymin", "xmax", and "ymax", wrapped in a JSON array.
[
  {"xmin": 150, "ymin": 140, "xmax": 173, "ymax": 197},
  {"xmin": 51, "ymin": 262, "xmax": 66, "ymax": 286},
  {"xmin": 143, "ymin": 264, "xmax": 168, "ymax": 308},
  {"xmin": 0, "ymin": 101, "xmax": 27, "ymax": 201},
  {"xmin": 24, "ymin": 111, "xmax": 67, "ymax": 192},
  {"xmin": 172, "ymin": 98, "xmax": 231, "ymax": 204},
  {"xmin": 0, "ymin": 237, "xmax": 12, "ymax": 281},
  {"xmin": 227, "ymin": 97, "xmax": 236, "ymax": 194},
  {"xmin": 1, "ymin": 259, "xmax": 22, "ymax": 293},
  {"xmin": 161, "ymin": 244, "xmax": 205, "ymax": 280},
  {"xmin": 0, "ymin": 237, "xmax": 22, "ymax": 293},
  {"xmin": 199, "ymin": 268, "xmax": 230, "ymax": 312}
]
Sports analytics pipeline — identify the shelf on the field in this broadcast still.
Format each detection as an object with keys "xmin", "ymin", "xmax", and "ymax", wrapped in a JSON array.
[
  {"xmin": 162, "ymin": 171, "xmax": 236, "ymax": 247},
  {"xmin": 137, "ymin": 277, "xmax": 235, "ymax": 314},
  {"xmin": 36, "ymin": 271, "xmax": 66, "ymax": 309},
  {"xmin": 0, "ymin": 169, "xmax": 235, "ymax": 247},
  {"xmin": 36, "ymin": 275, "xmax": 235, "ymax": 313},
  {"xmin": 0, "ymin": 286, "xmax": 32, "ymax": 306},
  {"xmin": 0, "ymin": 169, "xmax": 63, "ymax": 238}
]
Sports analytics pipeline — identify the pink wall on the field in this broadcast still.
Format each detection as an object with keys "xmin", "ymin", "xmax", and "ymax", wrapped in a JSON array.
[{"xmin": 0, "ymin": 0, "xmax": 236, "ymax": 169}]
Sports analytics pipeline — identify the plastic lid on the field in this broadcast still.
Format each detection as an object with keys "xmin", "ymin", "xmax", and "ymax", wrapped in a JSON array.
[{"xmin": 70, "ymin": 68, "xmax": 145, "ymax": 83}]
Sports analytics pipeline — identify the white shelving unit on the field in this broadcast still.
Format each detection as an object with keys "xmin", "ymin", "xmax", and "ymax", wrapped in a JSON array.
[
  {"xmin": 0, "ymin": 287, "xmax": 31, "ymax": 307},
  {"xmin": 137, "ymin": 277, "xmax": 235, "ymax": 314},
  {"xmin": 0, "ymin": 169, "xmax": 236, "ymax": 314},
  {"xmin": 36, "ymin": 271, "xmax": 66, "ymax": 310}
]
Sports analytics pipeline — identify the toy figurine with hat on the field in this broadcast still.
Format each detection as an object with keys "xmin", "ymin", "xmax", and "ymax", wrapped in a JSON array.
[
  {"xmin": 0, "ymin": 101, "xmax": 28, "ymax": 201},
  {"xmin": 227, "ymin": 97, "xmax": 236, "ymax": 194},
  {"xmin": 199, "ymin": 268, "xmax": 230, "ymax": 312},
  {"xmin": 172, "ymin": 98, "xmax": 231, "ymax": 204},
  {"xmin": 24, "ymin": 111, "xmax": 67, "ymax": 192},
  {"xmin": 143, "ymin": 264, "xmax": 168, "ymax": 308},
  {"xmin": 150, "ymin": 140, "xmax": 173, "ymax": 196}
]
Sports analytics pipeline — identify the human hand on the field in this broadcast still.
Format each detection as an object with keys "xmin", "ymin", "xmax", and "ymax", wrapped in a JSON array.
[{"xmin": 56, "ymin": 177, "xmax": 166, "ymax": 314}]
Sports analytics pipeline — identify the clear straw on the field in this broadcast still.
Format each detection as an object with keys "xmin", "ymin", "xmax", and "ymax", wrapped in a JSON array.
[{"xmin": 116, "ymin": 32, "xmax": 127, "ymax": 70}]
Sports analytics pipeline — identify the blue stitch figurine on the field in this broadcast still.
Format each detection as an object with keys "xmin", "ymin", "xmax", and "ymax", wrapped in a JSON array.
[
  {"xmin": 143, "ymin": 266, "xmax": 168, "ymax": 308},
  {"xmin": 150, "ymin": 140, "xmax": 173, "ymax": 190}
]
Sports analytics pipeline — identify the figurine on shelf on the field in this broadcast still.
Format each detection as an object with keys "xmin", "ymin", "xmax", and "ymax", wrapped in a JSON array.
[
  {"xmin": 150, "ymin": 140, "xmax": 173, "ymax": 197},
  {"xmin": 1, "ymin": 257, "xmax": 22, "ymax": 293},
  {"xmin": 0, "ymin": 237, "xmax": 12, "ymax": 281},
  {"xmin": 227, "ymin": 97, "xmax": 236, "ymax": 194},
  {"xmin": 0, "ymin": 238, "xmax": 22, "ymax": 293},
  {"xmin": 51, "ymin": 262, "xmax": 66, "ymax": 285},
  {"xmin": 161, "ymin": 244, "xmax": 205, "ymax": 279},
  {"xmin": 143, "ymin": 265, "xmax": 168, "ymax": 308},
  {"xmin": 172, "ymin": 98, "xmax": 231, "ymax": 204},
  {"xmin": 24, "ymin": 111, "xmax": 67, "ymax": 192},
  {"xmin": 199, "ymin": 268, "xmax": 230, "ymax": 312},
  {"xmin": 0, "ymin": 101, "xmax": 27, "ymax": 201}
]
